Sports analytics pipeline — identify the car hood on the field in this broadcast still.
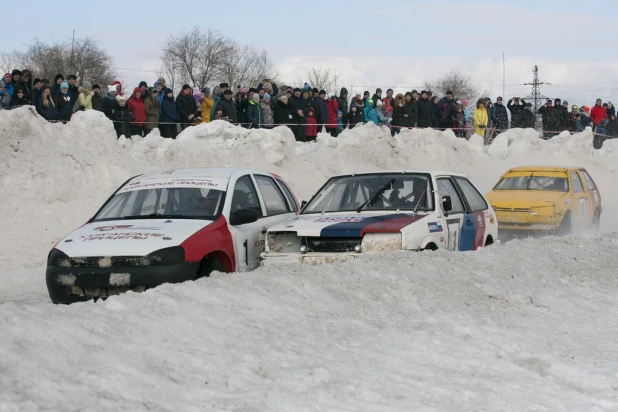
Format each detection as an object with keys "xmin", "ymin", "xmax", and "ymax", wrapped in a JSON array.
[
  {"xmin": 268, "ymin": 212, "xmax": 428, "ymax": 238},
  {"xmin": 486, "ymin": 190, "xmax": 566, "ymax": 208},
  {"xmin": 55, "ymin": 219, "xmax": 214, "ymax": 257}
]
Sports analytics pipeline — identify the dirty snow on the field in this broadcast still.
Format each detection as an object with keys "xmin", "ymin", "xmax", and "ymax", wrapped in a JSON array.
[{"xmin": 1, "ymin": 107, "xmax": 618, "ymax": 410}]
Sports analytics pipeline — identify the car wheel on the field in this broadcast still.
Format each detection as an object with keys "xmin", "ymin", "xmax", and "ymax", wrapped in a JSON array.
[
  {"xmin": 556, "ymin": 211, "xmax": 572, "ymax": 236},
  {"xmin": 591, "ymin": 210, "xmax": 601, "ymax": 235},
  {"xmin": 196, "ymin": 257, "xmax": 223, "ymax": 279}
]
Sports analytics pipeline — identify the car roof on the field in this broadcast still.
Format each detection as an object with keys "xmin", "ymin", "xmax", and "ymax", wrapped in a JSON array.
[
  {"xmin": 506, "ymin": 166, "xmax": 584, "ymax": 173},
  {"xmin": 333, "ymin": 170, "xmax": 468, "ymax": 178},
  {"xmin": 135, "ymin": 167, "xmax": 273, "ymax": 180}
]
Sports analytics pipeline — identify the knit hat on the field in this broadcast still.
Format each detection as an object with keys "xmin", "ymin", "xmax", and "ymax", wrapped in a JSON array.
[
  {"xmin": 456, "ymin": 100, "xmax": 462, "ymax": 105},
  {"xmin": 461, "ymin": 99, "xmax": 467, "ymax": 105},
  {"xmin": 202, "ymin": 86, "xmax": 210, "ymax": 95},
  {"xmin": 319, "ymin": 90, "xmax": 326, "ymax": 95},
  {"xmin": 3, "ymin": 73, "xmax": 10, "ymax": 79},
  {"xmin": 54, "ymin": 74, "xmax": 64, "ymax": 82},
  {"xmin": 223, "ymin": 89, "xmax": 233, "ymax": 95},
  {"xmin": 312, "ymin": 88, "xmax": 319, "ymax": 94},
  {"xmin": 60, "ymin": 81, "xmax": 69, "ymax": 89},
  {"xmin": 293, "ymin": 87, "xmax": 301, "ymax": 93},
  {"xmin": 264, "ymin": 93, "xmax": 271, "ymax": 99},
  {"xmin": 12, "ymin": 69, "xmax": 22, "ymax": 76},
  {"xmin": 33, "ymin": 78, "xmax": 42, "ymax": 85},
  {"xmin": 108, "ymin": 85, "xmax": 117, "ymax": 93},
  {"xmin": 67, "ymin": 74, "xmax": 77, "ymax": 80},
  {"xmin": 92, "ymin": 83, "xmax": 100, "ymax": 90},
  {"xmin": 446, "ymin": 90, "xmax": 453, "ymax": 95},
  {"xmin": 252, "ymin": 94, "xmax": 259, "ymax": 102},
  {"xmin": 219, "ymin": 82, "xmax": 229, "ymax": 89},
  {"xmin": 139, "ymin": 81, "xmax": 148, "ymax": 88},
  {"xmin": 327, "ymin": 92, "xmax": 335, "ymax": 98},
  {"xmin": 546, "ymin": 99, "xmax": 552, "ymax": 104},
  {"xmin": 82, "ymin": 81, "xmax": 92, "ymax": 89},
  {"xmin": 563, "ymin": 100, "xmax": 568, "ymax": 105},
  {"xmin": 412, "ymin": 89, "xmax": 418, "ymax": 94},
  {"xmin": 182, "ymin": 84, "xmax": 191, "ymax": 91},
  {"xmin": 376, "ymin": 88, "xmax": 382, "ymax": 93},
  {"xmin": 116, "ymin": 94, "xmax": 127, "ymax": 102},
  {"xmin": 193, "ymin": 86, "xmax": 200, "ymax": 96}
]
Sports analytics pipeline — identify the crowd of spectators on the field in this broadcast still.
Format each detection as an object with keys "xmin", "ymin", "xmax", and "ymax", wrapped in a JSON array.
[{"xmin": 1, "ymin": 69, "xmax": 616, "ymax": 146}]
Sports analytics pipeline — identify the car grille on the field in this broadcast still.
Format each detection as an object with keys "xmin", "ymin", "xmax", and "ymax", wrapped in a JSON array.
[
  {"xmin": 302, "ymin": 237, "xmax": 362, "ymax": 253},
  {"xmin": 68, "ymin": 256, "xmax": 146, "ymax": 268},
  {"xmin": 70, "ymin": 285, "xmax": 149, "ymax": 297},
  {"xmin": 494, "ymin": 207, "xmax": 530, "ymax": 213}
]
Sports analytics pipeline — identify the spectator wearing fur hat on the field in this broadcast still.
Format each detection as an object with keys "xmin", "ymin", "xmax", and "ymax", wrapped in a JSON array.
[
  {"xmin": 144, "ymin": 87, "xmax": 160, "ymax": 135},
  {"xmin": 91, "ymin": 84, "xmax": 104, "ymax": 112},
  {"xmin": 128, "ymin": 87, "xmax": 147, "ymax": 136},
  {"xmin": 36, "ymin": 85, "xmax": 57, "ymax": 120},
  {"xmin": 218, "ymin": 89, "xmax": 237, "ymax": 123},
  {"xmin": 197, "ymin": 87, "xmax": 214, "ymax": 124},
  {"xmin": 113, "ymin": 94, "xmax": 132, "ymax": 138},
  {"xmin": 176, "ymin": 84, "xmax": 197, "ymax": 130},
  {"xmin": 66, "ymin": 75, "xmax": 79, "ymax": 110},
  {"xmin": 103, "ymin": 85, "xmax": 119, "ymax": 120},
  {"xmin": 55, "ymin": 81, "xmax": 73, "ymax": 122},
  {"xmin": 138, "ymin": 81, "xmax": 148, "ymax": 100},
  {"xmin": 51, "ymin": 74, "xmax": 64, "ymax": 97},
  {"xmin": 160, "ymin": 88, "xmax": 180, "ymax": 139},
  {"xmin": 31, "ymin": 78, "xmax": 43, "ymax": 107},
  {"xmin": 77, "ymin": 81, "xmax": 94, "ymax": 111}
]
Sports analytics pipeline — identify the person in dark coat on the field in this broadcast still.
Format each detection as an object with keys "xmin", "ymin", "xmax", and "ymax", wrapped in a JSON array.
[
  {"xmin": 8, "ymin": 87, "xmax": 29, "ymax": 108},
  {"xmin": 492, "ymin": 97, "xmax": 509, "ymax": 131},
  {"xmin": 31, "ymin": 78, "xmax": 43, "ymax": 108},
  {"xmin": 176, "ymin": 84, "xmax": 197, "ymax": 130},
  {"xmin": 606, "ymin": 114, "xmax": 618, "ymax": 138},
  {"xmin": 66, "ymin": 75, "xmax": 80, "ymax": 111},
  {"xmin": 103, "ymin": 86, "xmax": 119, "ymax": 120},
  {"xmin": 218, "ymin": 89, "xmax": 237, "ymax": 123},
  {"xmin": 235, "ymin": 88, "xmax": 249, "ymax": 127},
  {"xmin": 289, "ymin": 88, "xmax": 306, "ymax": 140},
  {"xmin": 348, "ymin": 96, "xmax": 364, "ymax": 129},
  {"xmin": 371, "ymin": 88, "xmax": 383, "ymax": 107},
  {"xmin": 246, "ymin": 94, "xmax": 262, "ymax": 128},
  {"xmin": 160, "ymin": 88, "xmax": 180, "ymax": 139},
  {"xmin": 91, "ymin": 84, "xmax": 104, "ymax": 112},
  {"xmin": 36, "ymin": 85, "xmax": 57, "ymax": 120},
  {"xmin": 507, "ymin": 97, "xmax": 526, "ymax": 128},
  {"xmin": 9, "ymin": 69, "xmax": 25, "ymax": 99},
  {"xmin": 51, "ymin": 74, "xmax": 64, "ymax": 97},
  {"xmin": 437, "ymin": 91, "xmax": 455, "ymax": 129},
  {"xmin": 274, "ymin": 95, "xmax": 293, "ymax": 125},
  {"xmin": 391, "ymin": 93, "xmax": 406, "ymax": 136},
  {"xmin": 337, "ymin": 87, "xmax": 349, "ymax": 126},
  {"xmin": 403, "ymin": 92, "xmax": 417, "ymax": 128},
  {"xmin": 431, "ymin": 96, "xmax": 440, "ymax": 128},
  {"xmin": 523, "ymin": 103, "xmax": 536, "ymax": 128},
  {"xmin": 416, "ymin": 91, "xmax": 433, "ymax": 128},
  {"xmin": 537, "ymin": 99, "xmax": 553, "ymax": 138},
  {"xmin": 113, "ymin": 94, "xmax": 132, "ymax": 138},
  {"xmin": 315, "ymin": 90, "xmax": 328, "ymax": 132},
  {"xmin": 55, "ymin": 81, "xmax": 73, "ymax": 121}
]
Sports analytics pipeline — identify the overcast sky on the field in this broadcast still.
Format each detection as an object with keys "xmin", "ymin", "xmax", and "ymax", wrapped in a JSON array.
[{"xmin": 2, "ymin": 0, "xmax": 617, "ymax": 105}]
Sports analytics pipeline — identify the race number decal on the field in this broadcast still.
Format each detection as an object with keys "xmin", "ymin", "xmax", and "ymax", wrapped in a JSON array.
[{"xmin": 579, "ymin": 198, "xmax": 586, "ymax": 219}]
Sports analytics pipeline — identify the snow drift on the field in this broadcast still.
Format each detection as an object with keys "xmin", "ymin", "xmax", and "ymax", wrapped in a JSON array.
[{"xmin": 1, "ymin": 107, "xmax": 618, "ymax": 410}]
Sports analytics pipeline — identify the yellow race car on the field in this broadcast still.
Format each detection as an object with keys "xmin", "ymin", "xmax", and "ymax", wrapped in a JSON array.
[{"xmin": 485, "ymin": 166, "xmax": 602, "ymax": 234}]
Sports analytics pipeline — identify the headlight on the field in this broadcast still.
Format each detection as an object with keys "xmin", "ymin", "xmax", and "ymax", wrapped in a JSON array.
[
  {"xmin": 144, "ymin": 246, "xmax": 185, "ymax": 265},
  {"xmin": 529, "ymin": 204, "xmax": 555, "ymax": 216},
  {"xmin": 361, "ymin": 233, "xmax": 402, "ymax": 253},
  {"xmin": 267, "ymin": 232, "xmax": 300, "ymax": 253},
  {"xmin": 48, "ymin": 249, "xmax": 71, "ymax": 267}
]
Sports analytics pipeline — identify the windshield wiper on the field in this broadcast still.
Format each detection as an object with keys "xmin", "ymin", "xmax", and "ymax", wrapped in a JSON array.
[{"xmin": 356, "ymin": 178, "xmax": 395, "ymax": 213}]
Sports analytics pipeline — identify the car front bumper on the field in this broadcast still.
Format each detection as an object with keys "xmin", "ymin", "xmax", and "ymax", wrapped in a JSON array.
[
  {"xmin": 46, "ymin": 262, "xmax": 200, "ymax": 304},
  {"xmin": 261, "ymin": 251, "xmax": 361, "ymax": 266}
]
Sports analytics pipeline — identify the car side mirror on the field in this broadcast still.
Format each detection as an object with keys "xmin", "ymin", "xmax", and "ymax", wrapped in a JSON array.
[
  {"xmin": 442, "ymin": 196, "xmax": 453, "ymax": 214},
  {"xmin": 229, "ymin": 209, "xmax": 259, "ymax": 226},
  {"xmin": 301, "ymin": 200, "xmax": 307, "ymax": 209}
]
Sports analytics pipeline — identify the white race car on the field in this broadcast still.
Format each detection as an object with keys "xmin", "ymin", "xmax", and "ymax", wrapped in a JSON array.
[
  {"xmin": 46, "ymin": 168, "xmax": 299, "ymax": 304},
  {"xmin": 262, "ymin": 171, "xmax": 497, "ymax": 265}
]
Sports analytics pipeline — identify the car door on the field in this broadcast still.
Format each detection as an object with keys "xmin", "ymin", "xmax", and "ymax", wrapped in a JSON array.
[
  {"xmin": 227, "ymin": 175, "xmax": 266, "ymax": 272},
  {"xmin": 252, "ymin": 174, "xmax": 297, "ymax": 253},
  {"xmin": 578, "ymin": 170, "xmax": 598, "ymax": 224},
  {"xmin": 436, "ymin": 177, "xmax": 469, "ymax": 251},
  {"xmin": 454, "ymin": 177, "xmax": 492, "ymax": 250},
  {"xmin": 569, "ymin": 170, "xmax": 589, "ymax": 230}
]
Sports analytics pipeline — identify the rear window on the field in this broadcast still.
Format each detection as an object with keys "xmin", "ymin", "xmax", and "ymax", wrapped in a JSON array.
[
  {"xmin": 494, "ymin": 175, "xmax": 568, "ymax": 191},
  {"xmin": 581, "ymin": 171, "xmax": 596, "ymax": 190}
]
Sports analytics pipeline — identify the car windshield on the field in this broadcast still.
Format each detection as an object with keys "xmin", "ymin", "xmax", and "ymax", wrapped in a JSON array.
[
  {"xmin": 93, "ymin": 187, "xmax": 225, "ymax": 221},
  {"xmin": 302, "ymin": 173, "xmax": 434, "ymax": 214},
  {"xmin": 494, "ymin": 175, "xmax": 569, "ymax": 192}
]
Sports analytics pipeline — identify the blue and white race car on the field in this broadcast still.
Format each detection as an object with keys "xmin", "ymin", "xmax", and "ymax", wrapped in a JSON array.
[{"xmin": 262, "ymin": 171, "xmax": 498, "ymax": 265}]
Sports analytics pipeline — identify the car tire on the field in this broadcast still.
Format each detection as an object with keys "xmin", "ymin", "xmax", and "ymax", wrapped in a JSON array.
[
  {"xmin": 196, "ymin": 258, "xmax": 223, "ymax": 279},
  {"xmin": 556, "ymin": 211, "xmax": 572, "ymax": 236},
  {"xmin": 591, "ymin": 210, "xmax": 601, "ymax": 235}
]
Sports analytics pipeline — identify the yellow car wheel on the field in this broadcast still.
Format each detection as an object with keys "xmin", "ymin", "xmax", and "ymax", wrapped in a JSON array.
[
  {"xmin": 556, "ymin": 211, "xmax": 572, "ymax": 236},
  {"xmin": 592, "ymin": 210, "xmax": 601, "ymax": 235}
]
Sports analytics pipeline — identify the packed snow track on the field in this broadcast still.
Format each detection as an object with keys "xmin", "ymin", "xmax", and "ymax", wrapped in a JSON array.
[{"xmin": 1, "ymin": 107, "xmax": 618, "ymax": 410}]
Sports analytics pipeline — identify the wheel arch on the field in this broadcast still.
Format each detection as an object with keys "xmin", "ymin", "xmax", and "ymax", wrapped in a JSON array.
[{"xmin": 200, "ymin": 250, "xmax": 234, "ymax": 273}]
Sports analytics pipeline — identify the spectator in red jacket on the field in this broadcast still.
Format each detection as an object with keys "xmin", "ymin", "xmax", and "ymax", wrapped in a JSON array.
[
  {"xmin": 127, "ymin": 87, "xmax": 146, "ymax": 136},
  {"xmin": 324, "ymin": 92, "xmax": 339, "ymax": 136},
  {"xmin": 590, "ymin": 98, "xmax": 607, "ymax": 129},
  {"xmin": 304, "ymin": 108, "xmax": 318, "ymax": 142}
]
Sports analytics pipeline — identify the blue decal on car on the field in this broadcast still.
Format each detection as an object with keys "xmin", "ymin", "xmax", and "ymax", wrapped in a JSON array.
[{"xmin": 427, "ymin": 222, "xmax": 443, "ymax": 233}]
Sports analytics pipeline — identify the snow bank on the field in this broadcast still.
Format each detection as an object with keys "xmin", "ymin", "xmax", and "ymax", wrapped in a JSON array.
[{"xmin": 2, "ymin": 235, "xmax": 618, "ymax": 410}]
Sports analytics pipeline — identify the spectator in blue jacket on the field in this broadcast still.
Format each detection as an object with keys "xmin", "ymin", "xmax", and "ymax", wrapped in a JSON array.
[{"xmin": 160, "ymin": 88, "xmax": 180, "ymax": 139}]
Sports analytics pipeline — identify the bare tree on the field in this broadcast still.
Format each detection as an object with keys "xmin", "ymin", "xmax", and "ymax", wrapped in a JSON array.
[
  {"xmin": 161, "ymin": 27, "xmax": 233, "ymax": 89},
  {"xmin": 159, "ymin": 53, "xmax": 181, "ymax": 93},
  {"xmin": 18, "ymin": 37, "xmax": 115, "ymax": 84},
  {"xmin": 0, "ymin": 51, "xmax": 22, "ymax": 75},
  {"xmin": 217, "ymin": 44, "xmax": 276, "ymax": 90},
  {"xmin": 299, "ymin": 67, "xmax": 341, "ymax": 92},
  {"xmin": 425, "ymin": 70, "xmax": 478, "ymax": 102},
  {"xmin": 422, "ymin": 80, "xmax": 437, "ymax": 94}
]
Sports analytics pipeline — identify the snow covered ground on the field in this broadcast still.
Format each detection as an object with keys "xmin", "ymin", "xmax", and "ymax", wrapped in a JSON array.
[{"xmin": 1, "ymin": 107, "xmax": 618, "ymax": 410}]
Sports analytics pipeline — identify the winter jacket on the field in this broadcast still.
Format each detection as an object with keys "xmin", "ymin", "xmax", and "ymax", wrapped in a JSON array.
[
  {"xmin": 492, "ymin": 103, "xmax": 509, "ymax": 130},
  {"xmin": 91, "ymin": 93, "xmax": 103, "ymax": 112},
  {"xmin": 247, "ymin": 99, "xmax": 262, "ymax": 128},
  {"xmin": 452, "ymin": 108, "xmax": 466, "ymax": 132},
  {"xmin": 606, "ymin": 103, "xmax": 616, "ymax": 118},
  {"xmin": 154, "ymin": 82, "xmax": 164, "ymax": 115},
  {"xmin": 348, "ymin": 106, "xmax": 363, "ymax": 128},
  {"xmin": 8, "ymin": 95, "xmax": 29, "ymax": 108},
  {"xmin": 580, "ymin": 112, "xmax": 591, "ymax": 129},
  {"xmin": 432, "ymin": 100, "xmax": 440, "ymax": 127},
  {"xmin": 161, "ymin": 93, "xmax": 180, "ymax": 124},
  {"xmin": 486, "ymin": 104, "xmax": 495, "ymax": 129},
  {"xmin": 218, "ymin": 96, "xmax": 237, "ymax": 123},
  {"xmin": 128, "ymin": 90, "xmax": 147, "ymax": 126},
  {"xmin": 507, "ymin": 99, "xmax": 526, "ymax": 128},
  {"xmin": 337, "ymin": 88, "xmax": 349, "ymax": 124},
  {"xmin": 260, "ymin": 101, "xmax": 274, "ymax": 126},
  {"xmin": 176, "ymin": 92, "xmax": 198, "ymax": 124},
  {"xmin": 391, "ymin": 102, "xmax": 406, "ymax": 128},
  {"xmin": 574, "ymin": 119, "xmax": 584, "ymax": 133},
  {"xmin": 0, "ymin": 91, "xmax": 10, "ymax": 110},
  {"xmin": 289, "ymin": 95, "xmax": 305, "ymax": 123},
  {"xmin": 403, "ymin": 93, "xmax": 417, "ymax": 127},
  {"xmin": 416, "ymin": 98, "xmax": 433, "ymax": 127},
  {"xmin": 144, "ymin": 96, "xmax": 160, "ymax": 129},
  {"xmin": 324, "ymin": 98, "xmax": 339, "ymax": 128},
  {"xmin": 365, "ymin": 106, "xmax": 378, "ymax": 124},
  {"xmin": 77, "ymin": 87, "xmax": 94, "ymax": 110},
  {"xmin": 473, "ymin": 107, "xmax": 488, "ymax": 136},
  {"xmin": 113, "ymin": 104, "xmax": 132, "ymax": 138},
  {"xmin": 55, "ymin": 90, "xmax": 73, "ymax": 121},
  {"xmin": 523, "ymin": 110, "xmax": 536, "ymax": 129},
  {"xmin": 538, "ymin": 105, "xmax": 552, "ymax": 128},
  {"xmin": 236, "ymin": 96, "xmax": 249, "ymax": 125},
  {"xmin": 67, "ymin": 85, "xmax": 79, "ymax": 110},
  {"xmin": 314, "ymin": 98, "xmax": 327, "ymax": 125},
  {"xmin": 274, "ymin": 100, "xmax": 293, "ymax": 125},
  {"xmin": 31, "ymin": 88, "xmax": 42, "ymax": 110},
  {"xmin": 198, "ymin": 97, "xmax": 214, "ymax": 123},
  {"xmin": 438, "ymin": 97, "xmax": 455, "ymax": 127},
  {"xmin": 36, "ymin": 96, "xmax": 57, "ymax": 120},
  {"xmin": 305, "ymin": 114, "xmax": 318, "ymax": 137},
  {"xmin": 103, "ymin": 93, "xmax": 118, "ymax": 120},
  {"xmin": 590, "ymin": 104, "xmax": 607, "ymax": 126},
  {"xmin": 606, "ymin": 119, "xmax": 618, "ymax": 138},
  {"xmin": 376, "ymin": 106, "xmax": 390, "ymax": 125},
  {"xmin": 11, "ymin": 80, "xmax": 27, "ymax": 99},
  {"xmin": 4, "ymin": 82, "xmax": 13, "ymax": 99},
  {"xmin": 210, "ymin": 88, "xmax": 221, "ymax": 120}
]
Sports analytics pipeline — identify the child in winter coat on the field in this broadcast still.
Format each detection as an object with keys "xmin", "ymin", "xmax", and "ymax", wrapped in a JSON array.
[
  {"xmin": 304, "ymin": 108, "xmax": 318, "ymax": 142},
  {"xmin": 213, "ymin": 107, "xmax": 229, "ymax": 122},
  {"xmin": 375, "ymin": 100, "xmax": 391, "ymax": 126},
  {"xmin": 193, "ymin": 87, "xmax": 202, "ymax": 108},
  {"xmin": 348, "ymin": 105, "xmax": 362, "ymax": 129},
  {"xmin": 55, "ymin": 81, "xmax": 72, "ymax": 121},
  {"xmin": 260, "ymin": 93, "xmax": 274, "ymax": 128},
  {"xmin": 574, "ymin": 114, "xmax": 584, "ymax": 133},
  {"xmin": 113, "ymin": 95, "xmax": 132, "ymax": 139},
  {"xmin": 452, "ymin": 104, "xmax": 466, "ymax": 138},
  {"xmin": 335, "ymin": 110, "xmax": 344, "ymax": 136},
  {"xmin": 198, "ymin": 87, "xmax": 214, "ymax": 124},
  {"xmin": 593, "ymin": 119, "xmax": 608, "ymax": 149},
  {"xmin": 365, "ymin": 100, "xmax": 378, "ymax": 124}
]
